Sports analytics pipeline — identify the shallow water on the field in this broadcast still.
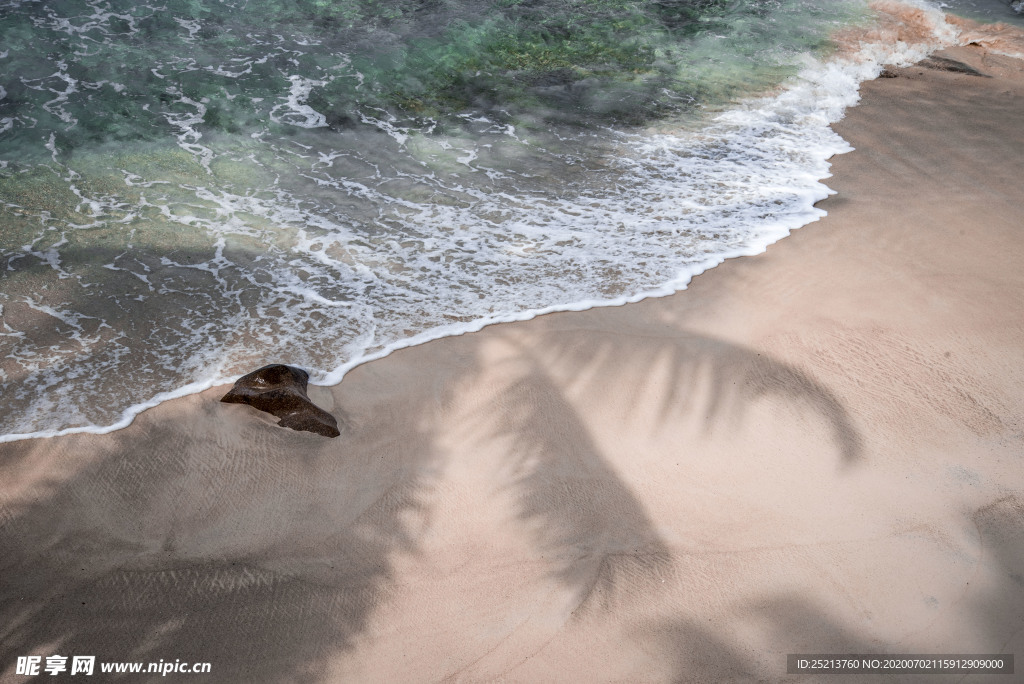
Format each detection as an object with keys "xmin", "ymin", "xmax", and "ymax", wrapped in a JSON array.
[
  {"xmin": 937, "ymin": 0, "xmax": 1024, "ymax": 25},
  {"xmin": 0, "ymin": 0, "xmax": 968, "ymax": 439}
]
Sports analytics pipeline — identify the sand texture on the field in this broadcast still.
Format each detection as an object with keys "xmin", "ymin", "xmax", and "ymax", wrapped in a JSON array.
[{"xmin": 2, "ymin": 44, "xmax": 1024, "ymax": 683}]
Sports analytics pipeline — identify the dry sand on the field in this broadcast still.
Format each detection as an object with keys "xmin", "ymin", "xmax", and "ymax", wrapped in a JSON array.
[{"xmin": 3, "ymin": 38, "xmax": 1024, "ymax": 684}]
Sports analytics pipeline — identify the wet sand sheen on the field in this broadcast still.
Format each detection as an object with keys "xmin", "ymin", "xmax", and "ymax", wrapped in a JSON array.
[{"xmin": 2, "ymin": 41, "xmax": 1024, "ymax": 684}]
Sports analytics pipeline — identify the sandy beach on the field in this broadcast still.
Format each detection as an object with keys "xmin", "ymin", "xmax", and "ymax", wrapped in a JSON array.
[{"xmin": 3, "ymin": 27, "xmax": 1024, "ymax": 684}]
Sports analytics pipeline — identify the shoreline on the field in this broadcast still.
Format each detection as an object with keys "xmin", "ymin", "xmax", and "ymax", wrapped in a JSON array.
[
  {"xmin": 3, "ymin": 33, "xmax": 1024, "ymax": 684},
  {"xmin": 0, "ymin": 1, "xmax": 970, "ymax": 444}
]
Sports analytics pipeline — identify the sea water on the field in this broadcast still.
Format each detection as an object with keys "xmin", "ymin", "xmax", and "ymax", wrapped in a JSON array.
[
  {"xmin": 937, "ymin": 0, "xmax": 1024, "ymax": 25},
  {"xmin": 0, "ymin": 0, "xmax": 995, "ymax": 440}
]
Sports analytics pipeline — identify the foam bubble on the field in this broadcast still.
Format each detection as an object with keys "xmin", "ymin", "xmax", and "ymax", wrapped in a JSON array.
[
  {"xmin": 162, "ymin": 89, "xmax": 215, "ymax": 173},
  {"xmin": 270, "ymin": 76, "xmax": 329, "ymax": 129}
]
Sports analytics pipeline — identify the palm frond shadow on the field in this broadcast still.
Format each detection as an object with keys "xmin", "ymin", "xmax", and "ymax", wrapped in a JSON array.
[
  {"xmin": 971, "ymin": 495, "xmax": 1024, "ymax": 652},
  {"xmin": 642, "ymin": 496, "xmax": 1024, "ymax": 681},
  {"xmin": 0, "ymin": 390, "xmax": 442, "ymax": 684},
  {"xmin": 544, "ymin": 327, "xmax": 863, "ymax": 464},
  {"xmin": 486, "ymin": 359, "xmax": 674, "ymax": 617},
  {"xmin": 476, "ymin": 325, "xmax": 863, "ymax": 617},
  {"xmin": 645, "ymin": 596, "xmax": 879, "ymax": 682},
  {"xmin": 1, "ymin": 241, "xmax": 463, "ymax": 682},
  {"xmin": 0, "ymin": 281, "xmax": 867, "ymax": 678}
]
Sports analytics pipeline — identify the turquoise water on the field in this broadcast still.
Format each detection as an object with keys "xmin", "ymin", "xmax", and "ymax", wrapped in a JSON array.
[{"xmin": 0, "ymin": 0, "xmax": 963, "ymax": 438}]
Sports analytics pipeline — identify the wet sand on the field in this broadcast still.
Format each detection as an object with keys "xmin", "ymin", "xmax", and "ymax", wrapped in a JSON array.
[{"xmin": 3, "ymin": 38, "xmax": 1024, "ymax": 684}]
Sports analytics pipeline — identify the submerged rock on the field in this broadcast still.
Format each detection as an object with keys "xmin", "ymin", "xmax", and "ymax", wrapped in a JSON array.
[{"xmin": 221, "ymin": 364, "xmax": 340, "ymax": 437}]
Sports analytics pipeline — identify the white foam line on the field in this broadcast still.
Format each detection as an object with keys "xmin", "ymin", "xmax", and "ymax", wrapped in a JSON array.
[
  {"xmin": 174, "ymin": 17, "xmax": 200, "ymax": 40},
  {"xmin": 269, "ymin": 75, "xmax": 328, "ymax": 128},
  {"xmin": 162, "ymin": 88, "xmax": 215, "ymax": 173},
  {"xmin": 0, "ymin": 189, "xmax": 828, "ymax": 446},
  {"xmin": 357, "ymin": 109, "xmax": 410, "ymax": 145},
  {"xmin": 0, "ymin": 378, "xmax": 222, "ymax": 443}
]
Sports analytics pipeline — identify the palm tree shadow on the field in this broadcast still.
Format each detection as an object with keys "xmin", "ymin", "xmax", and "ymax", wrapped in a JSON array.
[
  {"xmin": 0, "ymin": 239, "xmax": 466, "ymax": 682},
  {"xmin": 542, "ymin": 326, "xmax": 863, "ymax": 464},
  {"xmin": 638, "ymin": 496, "xmax": 1024, "ymax": 682},
  {"xmin": 643, "ymin": 597, "xmax": 880, "ymax": 683},
  {"xmin": 0, "ymin": 271, "xmax": 867, "ymax": 679},
  {"xmin": 0, "ymin": 377, "xmax": 445, "ymax": 683},
  {"xmin": 484, "ymin": 356, "xmax": 674, "ymax": 617},
  {"xmin": 971, "ymin": 495, "xmax": 1024, "ymax": 654},
  {"xmin": 475, "ymin": 323, "xmax": 863, "ymax": 618}
]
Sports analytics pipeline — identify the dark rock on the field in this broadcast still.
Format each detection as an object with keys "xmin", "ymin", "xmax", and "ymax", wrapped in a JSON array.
[{"xmin": 221, "ymin": 364, "xmax": 340, "ymax": 437}]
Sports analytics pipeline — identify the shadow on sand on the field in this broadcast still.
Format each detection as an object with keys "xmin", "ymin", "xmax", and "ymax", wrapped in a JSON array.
[
  {"xmin": 0, "ymin": 290, "xmax": 872, "ymax": 681},
  {"xmin": 643, "ymin": 495, "xmax": 1024, "ymax": 682}
]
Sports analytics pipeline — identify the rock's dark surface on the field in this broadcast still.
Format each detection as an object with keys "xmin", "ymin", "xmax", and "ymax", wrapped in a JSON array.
[{"xmin": 221, "ymin": 364, "xmax": 340, "ymax": 437}]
